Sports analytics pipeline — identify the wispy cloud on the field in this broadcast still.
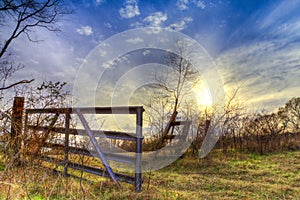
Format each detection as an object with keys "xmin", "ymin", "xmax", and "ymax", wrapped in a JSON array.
[
  {"xmin": 176, "ymin": 0, "xmax": 206, "ymax": 10},
  {"xmin": 143, "ymin": 12, "xmax": 167, "ymax": 27},
  {"xmin": 193, "ymin": 0, "xmax": 206, "ymax": 9},
  {"xmin": 126, "ymin": 37, "xmax": 144, "ymax": 44},
  {"xmin": 104, "ymin": 22, "xmax": 112, "ymax": 29},
  {"xmin": 214, "ymin": 0, "xmax": 300, "ymax": 110},
  {"xmin": 130, "ymin": 22, "xmax": 143, "ymax": 28},
  {"xmin": 216, "ymin": 39, "xmax": 300, "ymax": 110},
  {"xmin": 167, "ymin": 17, "xmax": 193, "ymax": 31},
  {"xmin": 176, "ymin": 0, "xmax": 189, "ymax": 10},
  {"xmin": 95, "ymin": 0, "xmax": 105, "ymax": 6},
  {"xmin": 102, "ymin": 60, "xmax": 115, "ymax": 69},
  {"xmin": 119, "ymin": 0, "xmax": 140, "ymax": 19},
  {"xmin": 130, "ymin": 12, "xmax": 192, "ymax": 32},
  {"xmin": 101, "ymin": 56, "xmax": 130, "ymax": 69},
  {"xmin": 76, "ymin": 25, "xmax": 93, "ymax": 36},
  {"xmin": 258, "ymin": 0, "xmax": 299, "ymax": 31},
  {"xmin": 143, "ymin": 49, "xmax": 151, "ymax": 56}
]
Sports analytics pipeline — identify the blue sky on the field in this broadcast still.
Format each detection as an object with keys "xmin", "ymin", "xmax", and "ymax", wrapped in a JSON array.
[{"xmin": 6, "ymin": 0, "xmax": 300, "ymax": 111}]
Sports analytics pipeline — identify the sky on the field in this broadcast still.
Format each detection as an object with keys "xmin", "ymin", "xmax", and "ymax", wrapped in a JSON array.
[{"xmin": 5, "ymin": 0, "xmax": 300, "ymax": 111}]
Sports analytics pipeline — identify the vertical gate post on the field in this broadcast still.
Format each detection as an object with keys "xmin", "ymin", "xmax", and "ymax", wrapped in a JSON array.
[
  {"xmin": 135, "ymin": 107, "xmax": 143, "ymax": 192},
  {"xmin": 64, "ymin": 110, "xmax": 71, "ymax": 176},
  {"xmin": 11, "ymin": 97, "xmax": 25, "ymax": 164}
]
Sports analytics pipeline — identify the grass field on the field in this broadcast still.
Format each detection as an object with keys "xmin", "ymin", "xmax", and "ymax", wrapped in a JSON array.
[{"xmin": 0, "ymin": 150, "xmax": 299, "ymax": 199}]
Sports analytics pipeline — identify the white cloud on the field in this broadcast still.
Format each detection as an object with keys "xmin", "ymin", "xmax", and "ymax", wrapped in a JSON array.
[
  {"xmin": 104, "ymin": 22, "xmax": 112, "ymax": 28},
  {"xmin": 167, "ymin": 17, "xmax": 193, "ymax": 31},
  {"xmin": 99, "ymin": 42, "xmax": 110, "ymax": 47},
  {"xmin": 99, "ymin": 50, "xmax": 107, "ymax": 57},
  {"xmin": 176, "ymin": 0, "xmax": 206, "ymax": 10},
  {"xmin": 29, "ymin": 59, "xmax": 39, "ymax": 65},
  {"xmin": 130, "ymin": 21, "xmax": 143, "ymax": 28},
  {"xmin": 102, "ymin": 60, "xmax": 115, "ymax": 69},
  {"xmin": 185, "ymin": 16, "xmax": 193, "ymax": 22},
  {"xmin": 143, "ymin": 12, "xmax": 167, "ymax": 27},
  {"xmin": 95, "ymin": 0, "xmax": 105, "ymax": 6},
  {"xmin": 126, "ymin": 37, "xmax": 144, "ymax": 44},
  {"xmin": 119, "ymin": 0, "xmax": 140, "ymax": 19},
  {"xmin": 76, "ymin": 26, "xmax": 93, "ymax": 36},
  {"xmin": 143, "ymin": 50, "xmax": 151, "ymax": 56},
  {"xmin": 76, "ymin": 57, "xmax": 87, "ymax": 64},
  {"xmin": 118, "ymin": 55, "xmax": 130, "ymax": 64},
  {"xmin": 176, "ymin": 0, "xmax": 189, "ymax": 10},
  {"xmin": 131, "ymin": 13, "xmax": 191, "ymax": 32},
  {"xmin": 101, "ymin": 56, "xmax": 130, "ymax": 69},
  {"xmin": 167, "ymin": 21, "xmax": 186, "ymax": 31},
  {"xmin": 193, "ymin": 0, "xmax": 206, "ymax": 9}
]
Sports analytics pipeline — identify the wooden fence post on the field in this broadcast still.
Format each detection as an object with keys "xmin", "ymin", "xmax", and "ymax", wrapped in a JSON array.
[
  {"xmin": 64, "ymin": 111, "xmax": 71, "ymax": 176},
  {"xmin": 10, "ymin": 97, "xmax": 25, "ymax": 164}
]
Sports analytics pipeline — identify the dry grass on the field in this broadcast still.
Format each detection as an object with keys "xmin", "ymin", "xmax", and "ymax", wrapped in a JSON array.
[{"xmin": 0, "ymin": 150, "xmax": 299, "ymax": 200}]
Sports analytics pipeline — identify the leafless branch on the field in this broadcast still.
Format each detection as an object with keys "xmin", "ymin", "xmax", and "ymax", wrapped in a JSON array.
[
  {"xmin": 0, "ymin": 79, "xmax": 34, "ymax": 91},
  {"xmin": 0, "ymin": 0, "xmax": 71, "ymax": 59}
]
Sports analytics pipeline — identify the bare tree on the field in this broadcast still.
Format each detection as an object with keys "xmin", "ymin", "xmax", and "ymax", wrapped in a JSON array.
[
  {"xmin": 0, "ymin": 0, "xmax": 69, "ymax": 58},
  {"xmin": 0, "ymin": 0, "xmax": 70, "ymax": 91},
  {"xmin": 278, "ymin": 97, "xmax": 300, "ymax": 133},
  {"xmin": 153, "ymin": 48, "xmax": 199, "ymax": 115},
  {"xmin": 146, "ymin": 45, "xmax": 200, "ymax": 141}
]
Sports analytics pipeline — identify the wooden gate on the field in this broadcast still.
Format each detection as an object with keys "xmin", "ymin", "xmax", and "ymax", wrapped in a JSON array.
[{"xmin": 24, "ymin": 106, "xmax": 144, "ymax": 191}]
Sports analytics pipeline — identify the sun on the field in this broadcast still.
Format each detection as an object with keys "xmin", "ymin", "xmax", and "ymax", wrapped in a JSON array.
[{"xmin": 193, "ymin": 83, "xmax": 212, "ymax": 108}]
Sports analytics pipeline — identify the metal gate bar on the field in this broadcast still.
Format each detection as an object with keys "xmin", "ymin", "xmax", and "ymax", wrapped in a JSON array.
[
  {"xmin": 135, "ymin": 107, "xmax": 143, "ymax": 191},
  {"xmin": 75, "ymin": 108, "xmax": 121, "ymax": 188}
]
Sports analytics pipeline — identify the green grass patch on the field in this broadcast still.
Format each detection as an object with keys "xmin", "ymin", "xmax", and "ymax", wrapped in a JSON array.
[
  {"xmin": 0, "ymin": 150, "xmax": 299, "ymax": 199},
  {"xmin": 0, "ymin": 161, "xmax": 5, "ymax": 171}
]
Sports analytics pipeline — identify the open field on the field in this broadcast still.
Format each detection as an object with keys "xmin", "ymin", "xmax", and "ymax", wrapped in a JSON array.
[{"xmin": 0, "ymin": 150, "xmax": 299, "ymax": 200}]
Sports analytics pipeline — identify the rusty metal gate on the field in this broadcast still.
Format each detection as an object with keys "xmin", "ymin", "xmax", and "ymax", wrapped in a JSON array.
[{"xmin": 24, "ymin": 106, "xmax": 144, "ymax": 191}]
